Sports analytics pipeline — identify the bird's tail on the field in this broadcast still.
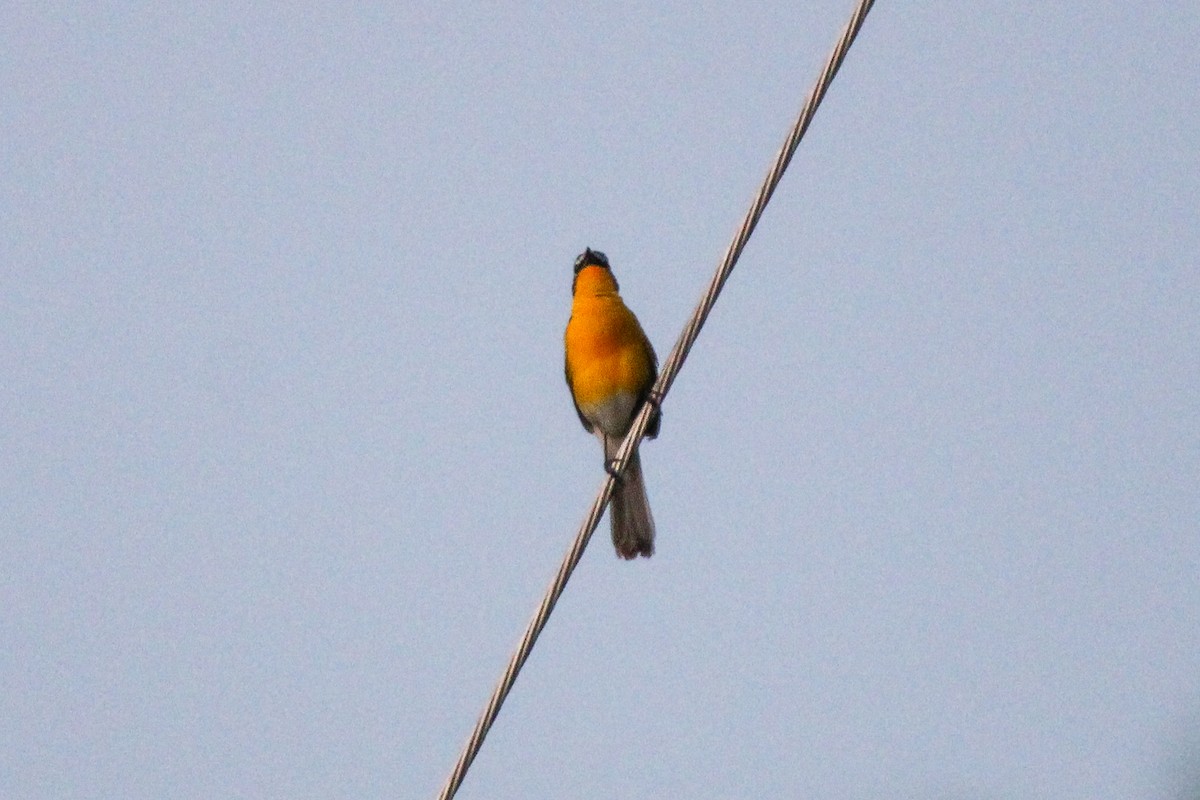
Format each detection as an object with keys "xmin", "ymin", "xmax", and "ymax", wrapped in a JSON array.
[{"xmin": 608, "ymin": 447, "xmax": 655, "ymax": 559}]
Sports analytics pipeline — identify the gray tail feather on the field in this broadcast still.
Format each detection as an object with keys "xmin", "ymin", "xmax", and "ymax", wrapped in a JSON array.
[{"xmin": 609, "ymin": 448, "xmax": 655, "ymax": 559}]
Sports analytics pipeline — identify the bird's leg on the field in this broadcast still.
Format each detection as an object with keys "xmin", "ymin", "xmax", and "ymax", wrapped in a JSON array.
[{"xmin": 602, "ymin": 435, "xmax": 625, "ymax": 484}]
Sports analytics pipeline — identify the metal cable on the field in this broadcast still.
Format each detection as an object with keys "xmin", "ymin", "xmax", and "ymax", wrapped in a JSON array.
[{"xmin": 436, "ymin": 2, "xmax": 876, "ymax": 797}]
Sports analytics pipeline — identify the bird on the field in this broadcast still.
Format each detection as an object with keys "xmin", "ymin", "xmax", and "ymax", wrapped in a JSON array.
[{"xmin": 564, "ymin": 248, "xmax": 661, "ymax": 559}]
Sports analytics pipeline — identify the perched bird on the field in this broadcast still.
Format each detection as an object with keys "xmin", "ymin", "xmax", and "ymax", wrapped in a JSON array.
[{"xmin": 564, "ymin": 248, "xmax": 661, "ymax": 559}]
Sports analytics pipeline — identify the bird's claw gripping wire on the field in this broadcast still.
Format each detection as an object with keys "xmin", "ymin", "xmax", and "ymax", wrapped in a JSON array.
[
  {"xmin": 645, "ymin": 389, "xmax": 664, "ymax": 415},
  {"xmin": 604, "ymin": 459, "xmax": 625, "ymax": 484}
]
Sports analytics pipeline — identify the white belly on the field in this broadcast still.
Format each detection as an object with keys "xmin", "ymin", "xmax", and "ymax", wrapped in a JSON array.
[{"xmin": 579, "ymin": 390, "xmax": 639, "ymax": 439}]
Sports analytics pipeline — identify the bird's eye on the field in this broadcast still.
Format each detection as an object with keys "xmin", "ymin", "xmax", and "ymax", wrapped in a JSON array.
[{"xmin": 574, "ymin": 253, "xmax": 588, "ymax": 273}]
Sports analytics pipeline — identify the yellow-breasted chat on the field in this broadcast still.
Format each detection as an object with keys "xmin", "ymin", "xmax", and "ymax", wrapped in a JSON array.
[{"xmin": 564, "ymin": 248, "xmax": 660, "ymax": 559}]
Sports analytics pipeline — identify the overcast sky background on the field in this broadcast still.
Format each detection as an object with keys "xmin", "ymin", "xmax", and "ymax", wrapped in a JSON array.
[{"xmin": 3, "ymin": 3, "xmax": 1199, "ymax": 799}]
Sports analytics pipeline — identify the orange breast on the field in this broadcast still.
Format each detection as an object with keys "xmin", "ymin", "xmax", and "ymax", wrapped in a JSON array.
[{"xmin": 565, "ymin": 293, "xmax": 655, "ymax": 412}]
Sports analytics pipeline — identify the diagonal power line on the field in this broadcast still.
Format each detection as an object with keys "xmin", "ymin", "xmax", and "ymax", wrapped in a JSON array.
[{"xmin": 436, "ymin": 2, "xmax": 876, "ymax": 797}]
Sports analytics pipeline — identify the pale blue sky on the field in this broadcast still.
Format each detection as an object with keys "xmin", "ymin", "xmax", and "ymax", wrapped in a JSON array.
[{"xmin": 3, "ymin": 3, "xmax": 1198, "ymax": 799}]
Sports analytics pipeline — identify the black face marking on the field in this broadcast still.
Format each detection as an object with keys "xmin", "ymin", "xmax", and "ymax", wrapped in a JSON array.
[
  {"xmin": 573, "ymin": 248, "xmax": 610, "ymax": 274},
  {"xmin": 571, "ymin": 248, "xmax": 619, "ymax": 294}
]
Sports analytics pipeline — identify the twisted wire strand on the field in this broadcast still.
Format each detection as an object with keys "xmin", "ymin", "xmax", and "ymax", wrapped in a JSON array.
[{"xmin": 436, "ymin": 2, "xmax": 875, "ymax": 797}]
